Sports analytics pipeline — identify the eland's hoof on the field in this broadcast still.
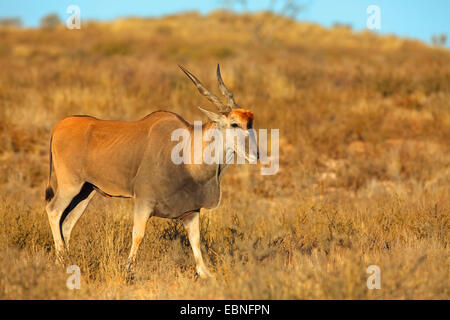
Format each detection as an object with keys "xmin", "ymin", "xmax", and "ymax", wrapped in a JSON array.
[
  {"xmin": 197, "ymin": 267, "xmax": 213, "ymax": 279},
  {"xmin": 124, "ymin": 262, "xmax": 136, "ymax": 284}
]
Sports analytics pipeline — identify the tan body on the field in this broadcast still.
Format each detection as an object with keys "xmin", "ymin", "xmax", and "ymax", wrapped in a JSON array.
[
  {"xmin": 51, "ymin": 112, "xmax": 222, "ymax": 216},
  {"xmin": 45, "ymin": 65, "xmax": 257, "ymax": 278}
]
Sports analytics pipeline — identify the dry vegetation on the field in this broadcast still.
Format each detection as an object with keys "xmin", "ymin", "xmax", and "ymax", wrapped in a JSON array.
[{"xmin": 0, "ymin": 11, "xmax": 449, "ymax": 299}]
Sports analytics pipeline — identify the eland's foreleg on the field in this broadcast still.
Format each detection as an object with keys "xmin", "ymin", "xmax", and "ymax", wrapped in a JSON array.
[
  {"xmin": 182, "ymin": 210, "xmax": 212, "ymax": 278},
  {"xmin": 126, "ymin": 200, "xmax": 153, "ymax": 271}
]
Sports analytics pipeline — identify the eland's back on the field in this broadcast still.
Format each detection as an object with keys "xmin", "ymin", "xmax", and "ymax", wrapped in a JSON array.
[{"xmin": 49, "ymin": 111, "xmax": 190, "ymax": 199}]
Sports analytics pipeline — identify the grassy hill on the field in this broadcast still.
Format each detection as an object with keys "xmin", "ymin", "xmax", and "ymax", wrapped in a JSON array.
[{"xmin": 0, "ymin": 11, "xmax": 448, "ymax": 299}]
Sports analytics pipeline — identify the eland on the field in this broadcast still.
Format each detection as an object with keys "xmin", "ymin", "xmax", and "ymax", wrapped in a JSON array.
[{"xmin": 45, "ymin": 65, "xmax": 258, "ymax": 278}]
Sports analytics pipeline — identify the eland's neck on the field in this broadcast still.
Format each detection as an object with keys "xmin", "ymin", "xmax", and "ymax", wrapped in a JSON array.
[{"xmin": 186, "ymin": 121, "xmax": 226, "ymax": 183}]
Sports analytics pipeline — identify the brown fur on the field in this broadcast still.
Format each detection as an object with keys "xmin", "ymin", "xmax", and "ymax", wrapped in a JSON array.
[{"xmin": 231, "ymin": 109, "xmax": 254, "ymax": 121}]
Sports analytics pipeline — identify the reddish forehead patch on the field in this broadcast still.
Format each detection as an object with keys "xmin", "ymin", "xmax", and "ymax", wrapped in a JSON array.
[{"xmin": 232, "ymin": 109, "xmax": 254, "ymax": 121}]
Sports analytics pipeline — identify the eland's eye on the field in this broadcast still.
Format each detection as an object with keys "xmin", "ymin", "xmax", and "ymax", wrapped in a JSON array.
[{"xmin": 231, "ymin": 123, "xmax": 239, "ymax": 128}]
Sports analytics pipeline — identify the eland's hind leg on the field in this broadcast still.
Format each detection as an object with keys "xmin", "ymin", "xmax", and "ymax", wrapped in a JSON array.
[
  {"xmin": 46, "ymin": 183, "xmax": 83, "ymax": 261},
  {"xmin": 61, "ymin": 183, "xmax": 96, "ymax": 249}
]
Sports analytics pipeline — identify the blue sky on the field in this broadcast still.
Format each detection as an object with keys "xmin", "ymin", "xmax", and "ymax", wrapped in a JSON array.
[{"xmin": 0, "ymin": 0, "xmax": 449, "ymax": 45}]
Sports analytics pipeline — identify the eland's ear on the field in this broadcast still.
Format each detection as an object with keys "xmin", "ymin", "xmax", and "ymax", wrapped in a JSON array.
[{"xmin": 197, "ymin": 106, "xmax": 227, "ymax": 124}]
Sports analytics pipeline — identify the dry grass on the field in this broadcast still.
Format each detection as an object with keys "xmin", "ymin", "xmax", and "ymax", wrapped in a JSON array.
[{"xmin": 0, "ymin": 11, "xmax": 449, "ymax": 299}]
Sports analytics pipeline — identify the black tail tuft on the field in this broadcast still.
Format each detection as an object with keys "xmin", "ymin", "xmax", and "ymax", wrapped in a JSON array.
[{"xmin": 45, "ymin": 186, "xmax": 54, "ymax": 202}]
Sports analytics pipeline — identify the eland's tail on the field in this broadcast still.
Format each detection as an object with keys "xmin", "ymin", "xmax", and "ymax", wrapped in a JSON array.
[{"xmin": 45, "ymin": 136, "xmax": 55, "ymax": 202}]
